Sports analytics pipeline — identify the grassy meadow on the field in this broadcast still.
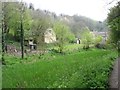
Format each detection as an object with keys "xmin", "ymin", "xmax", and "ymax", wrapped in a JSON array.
[{"xmin": 2, "ymin": 48, "xmax": 117, "ymax": 88}]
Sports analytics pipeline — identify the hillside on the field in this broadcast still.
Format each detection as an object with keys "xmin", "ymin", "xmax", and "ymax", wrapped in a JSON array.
[
  {"xmin": 39, "ymin": 9, "xmax": 108, "ymax": 37},
  {"xmin": 1, "ymin": 2, "xmax": 108, "ymax": 42}
]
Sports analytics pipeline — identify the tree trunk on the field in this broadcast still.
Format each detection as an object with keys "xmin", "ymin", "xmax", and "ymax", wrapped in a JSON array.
[
  {"xmin": 2, "ymin": 2, "xmax": 6, "ymax": 65},
  {"xmin": 118, "ymin": 47, "xmax": 120, "ymax": 57},
  {"xmin": 2, "ymin": 21, "xmax": 6, "ymax": 65},
  {"xmin": 20, "ymin": 3, "xmax": 25, "ymax": 59},
  {"xmin": 21, "ymin": 18, "xmax": 24, "ymax": 59}
]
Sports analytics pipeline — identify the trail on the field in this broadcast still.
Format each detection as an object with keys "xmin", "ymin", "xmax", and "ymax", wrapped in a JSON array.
[{"xmin": 109, "ymin": 57, "xmax": 120, "ymax": 89}]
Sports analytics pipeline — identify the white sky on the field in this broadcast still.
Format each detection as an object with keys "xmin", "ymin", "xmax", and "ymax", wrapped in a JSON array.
[{"xmin": 22, "ymin": 0, "xmax": 119, "ymax": 21}]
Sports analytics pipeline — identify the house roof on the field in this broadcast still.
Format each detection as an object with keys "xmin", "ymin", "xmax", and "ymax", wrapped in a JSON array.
[{"xmin": 92, "ymin": 31, "xmax": 107, "ymax": 37}]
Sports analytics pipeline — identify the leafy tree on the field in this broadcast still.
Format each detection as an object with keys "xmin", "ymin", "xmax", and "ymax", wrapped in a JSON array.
[
  {"xmin": 31, "ymin": 18, "xmax": 49, "ymax": 44},
  {"xmin": 107, "ymin": 1, "xmax": 120, "ymax": 56},
  {"xmin": 3, "ymin": 2, "xmax": 32, "ymax": 41},
  {"xmin": 53, "ymin": 21, "xmax": 75, "ymax": 53},
  {"xmin": 67, "ymin": 31, "xmax": 76, "ymax": 43},
  {"xmin": 3, "ymin": 2, "xmax": 20, "ymax": 40},
  {"xmin": 2, "ymin": 1, "xmax": 32, "ymax": 59},
  {"xmin": 94, "ymin": 35, "xmax": 103, "ymax": 46},
  {"xmin": 81, "ymin": 27, "xmax": 93, "ymax": 50},
  {"xmin": 29, "ymin": 9, "xmax": 51, "ymax": 51}
]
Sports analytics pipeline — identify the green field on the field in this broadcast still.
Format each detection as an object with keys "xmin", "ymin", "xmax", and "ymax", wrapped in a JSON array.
[{"xmin": 2, "ymin": 49, "xmax": 117, "ymax": 88}]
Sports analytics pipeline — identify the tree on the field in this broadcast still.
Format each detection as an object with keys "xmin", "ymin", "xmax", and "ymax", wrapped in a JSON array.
[
  {"xmin": 53, "ymin": 21, "xmax": 75, "ymax": 53},
  {"xmin": 31, "ymin": 18, "xmax": 49, "ymax": 46},
  {"xmin": 28, "ymin": 9, "xmax": 51, "ymax": 52},
  {"xmin": 3, "ymin": 2, "xmax": 32, "ymax": 41},
  {"xmin": 81, "ymin": 27, "xmax": 93, "ymax": 50},
  {"xmin": 3, "ymin": 2, "xmax": 21, "ymax": 40},
  {"xmin": 2, "ymin": 1, "xmax": 32, "ymax": 59},
  {"xmin": 20, "ymin": 2, "xmax": 26, "ymax": 59},
  {"xmin": 107, "ymin": 1, "xmax": 120, "ymax": 56},
  {"xmin": 94, "ymin": 35, "xmax": 103, "ymax": 46},
  {"xmin": 67, "ymin": 31, "xmax": 76, "ymax": 43}
]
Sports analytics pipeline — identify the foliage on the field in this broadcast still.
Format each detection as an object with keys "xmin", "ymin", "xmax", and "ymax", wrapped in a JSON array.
[
  {"xmin": 3, "ymin": 2, "xmax": 32, "ymax": 41},
  {"xmin": 30, "ymin": 17, "xmax": 49, "ymax": 45},
  {"xmin": 2, "ymin": 49, "xmax": 117, "ymax": 88},
  {"xmin": 95, "ymin": 43, "xmax": 106, "ymax": 49},
  {"xmin": 81, "ymin": 27, "xmax": 93, "ymax": 50},
  {"xmin": 94, "ymin": 35, "xmax": 103, "ymax": 46},
  {"xmin": 64, "ymin": 15, "xmax": 108, "ymax": 37},
  {"xmin": 2, "ymin": 1, "xmax": 108, "ymax": 53},
  {"xmin": 94, "ymin": 35, "xmax": 106, "ymax": 49},
  {"xmin": 30, "ymin": 14, "xmax": 51, "ymax": 50},
  {"xmin": 53, "ymin": 21, "xmax": 75, "ymax": 53},
  {"xmin": 49, "ymin": 44, "xmax": 84, "ymax": 54},
  {"xmin": 107, "ymin": 1, "xmax": 120, "ymax": 56},
  {"xmin": 2, "ymin": 1, "xmax": 53, "ymax": 53}
]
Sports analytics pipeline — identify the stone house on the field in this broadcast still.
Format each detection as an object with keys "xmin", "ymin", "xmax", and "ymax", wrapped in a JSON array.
[{"xmin": 44, "ymin": 28, "xmax": 56, "ymax": 43}]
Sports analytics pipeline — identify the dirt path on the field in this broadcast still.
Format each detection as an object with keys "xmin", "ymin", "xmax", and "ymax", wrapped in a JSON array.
[{"xmin": 109, "ymin": 57, "xmax": 120, "ymax": 89}]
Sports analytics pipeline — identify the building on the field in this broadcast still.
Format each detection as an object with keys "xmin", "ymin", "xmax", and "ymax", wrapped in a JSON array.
[
  {"xmin": 44, "ymin": 28, "xmax": 56, "ymax": 43},
  {"xmin": 76, "ymin": 38, "xmax": 81, "ymax": 44},
  {"xmin": 91, "ymin": 31, "xmax": 108, "ymax": 44},
  {"xmin": 93, "ymin": 31, "xmax": 108, "ymax": 41},
  {"xmin": 24, "ymin": 38, "xmax": 37, "ymax": 50}
]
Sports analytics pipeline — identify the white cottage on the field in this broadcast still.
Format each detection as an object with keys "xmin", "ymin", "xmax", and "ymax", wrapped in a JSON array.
[{"xmin": 44, "ymin": 28, "xmax": 56, "ymax": 43}]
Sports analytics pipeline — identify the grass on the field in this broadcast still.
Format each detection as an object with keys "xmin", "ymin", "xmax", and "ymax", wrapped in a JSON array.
[
  {"xmin": 48, "ymin": 43, "xmax": 83, "ymax": 49},
  {"xmin": 64, "ymin": 44, "xmax": 83, "ymax": 51},
  {"xmin": 2, "ymin": 49, "xmax": 117, "ymax": 88},
  {"xmin": 48, "ymin": 43, "xmax": 95, "ymax": 54}
]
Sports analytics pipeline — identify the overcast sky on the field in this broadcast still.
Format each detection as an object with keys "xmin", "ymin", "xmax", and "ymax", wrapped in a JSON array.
[{"xmin": 22, "ymin": 0, "xmax": 119, "ymax": 21}]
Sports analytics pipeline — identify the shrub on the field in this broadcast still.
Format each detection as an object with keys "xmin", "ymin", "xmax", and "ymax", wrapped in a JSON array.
[
  {"xmin": 83, "ymin": 45, "xmax": 89, "ymax": 50},
  {"xmin": 95, "ymin": 43, "xmax": 106, "ymax": 49}
]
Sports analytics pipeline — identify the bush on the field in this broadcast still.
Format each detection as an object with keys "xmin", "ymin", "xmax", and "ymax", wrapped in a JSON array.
[
  {"xmin": 95, "ymin": 43, "xmax": 106, "ymax": 49},
  {"xmin": 83, "ymin": 45, "xmax": 89, "ymax": 50},
  {"xmin": 49, "ymin": 48, "xmax": 59, "ymax": 54}
]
